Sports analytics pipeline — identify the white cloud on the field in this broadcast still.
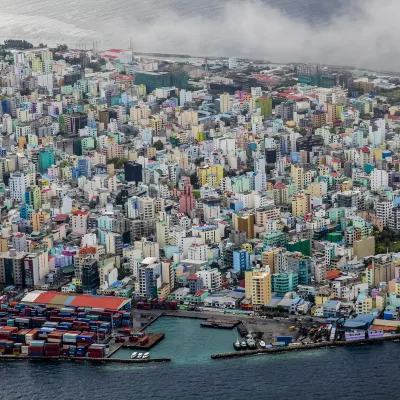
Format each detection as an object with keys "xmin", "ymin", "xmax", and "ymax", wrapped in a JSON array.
[{"xmin": 124, "ymin": 0, "xmax": 400, "ymax": 70}]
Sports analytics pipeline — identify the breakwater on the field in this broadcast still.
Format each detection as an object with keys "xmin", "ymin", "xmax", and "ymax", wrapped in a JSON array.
[
  {"xmin": 0, "ymin": 355, "xmax": 170, "ymax": 363},
  {"xmin": 211, "ymin": 334, "xmax": 400, "ymax": 359}
]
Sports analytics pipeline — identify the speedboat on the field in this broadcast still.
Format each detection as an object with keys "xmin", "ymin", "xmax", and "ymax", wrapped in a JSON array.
[
  {"xmin": 143, "ymin": 352, "xmax": 150, "ymax": 359},
  {"xmin": 259, "ymin": 340, "xmax": 266, "ymax": 348},
  {"xmin": 137, "ymin": 353, "xmax": 143, "ymax": 359},
  {"xmin": 240, "ymin": 341, "xmax": 247, "ymax": 350},
  {"xmin": 246, "ymin": 338, "xmax": 256, "ymax": 349},
  {"xmin": 233, "ymin": 339, "xmax": 241, "ymax": 351},
  {"xmin": 130, "ymin": 352, "xmax": 137, "ymax": 359}
]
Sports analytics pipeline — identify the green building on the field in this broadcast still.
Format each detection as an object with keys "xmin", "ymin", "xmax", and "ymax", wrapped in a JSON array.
[
  {"xmin": 135, "ymin": 71, "xmax": 189, "ymax": 92},
  {"xmin": 326, "ymin": 232, "xmax": 343, "ymax": 243},
  {"xmin": 39, "ymin": 149, "xmax": 55, "ymax": 172},
  {"xmin": 263, "ymin": 231, "xmax": 287, "ymax": 249},
  {"xmin": 297, "ymin": 74, "xmax": 336, "ymax": 88},
  {"xmin": 272, "ymin": 272, "xmax": 299, "ymax": 297},
  {"xmin": 286, "ymin": 239, "xmax": 311, "ymax": 256},
  {"xmin": 255, "ymin": 96, "xmax": 272, "ymax": 117}
]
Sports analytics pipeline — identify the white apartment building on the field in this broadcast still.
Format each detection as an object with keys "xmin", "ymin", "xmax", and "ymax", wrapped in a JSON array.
[{"xmin": 9, "ymin": 172, "xmax": 26, "ymax": 202}]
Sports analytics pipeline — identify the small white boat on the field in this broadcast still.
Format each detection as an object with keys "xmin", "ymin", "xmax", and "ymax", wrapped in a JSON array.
[
  {"xmin": 143, "ymin": 352, "xmax": 150, "ymax": 359},
  {"xmin": 260, "ymin": 340, "xmax": 266, "ymax": 348},
  {"xmin": 137, "ymin": 353, "xmax": 143, "ymax": 359},
  {"xmin": 130, "ymin": 352, "xmax": 137, "ymax": 359}
]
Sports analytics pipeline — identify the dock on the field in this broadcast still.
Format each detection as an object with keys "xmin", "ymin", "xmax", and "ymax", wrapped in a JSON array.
[
  {"xmin": 211, "ymin": 334, "xmax": 400, "ymax": 359},
  {"xmin": 200, "ymin": 319, "xmax": 240, "ymax": 329},
  {"xmin": 0, "ymin": 355, "xmax": 170, "ymax": 364},
  {"xmin": 237, "ymin": 322, "xmax": 249, "ymax": 337},
  {"xmin": 122, "ymin": 333, "xmax": 165, "ymax": 349}
]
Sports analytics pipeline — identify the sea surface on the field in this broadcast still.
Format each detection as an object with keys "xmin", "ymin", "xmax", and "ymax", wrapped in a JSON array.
[
  {"xmin": 0, "ymin": 317, "xmax": 399, "ymax": 400},
  {"xmin": 0, "ymin": 0, "xmax": 345, "ymax": 56}
]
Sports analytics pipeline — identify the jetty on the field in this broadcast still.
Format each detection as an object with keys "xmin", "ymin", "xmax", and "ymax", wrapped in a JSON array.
[
  {"xmin": 122, "ymin": 333, "xmax": 165, "ymax": 350},
  {"xmin": 211, "ymin": 334, "xmax": 400, "ymax": 359},
  {"xmin": 201, "ymin": 319, "xmax": 240, "ymax": 329}
]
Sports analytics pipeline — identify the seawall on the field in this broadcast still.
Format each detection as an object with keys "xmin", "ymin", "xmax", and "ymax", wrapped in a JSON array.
[
  {"xmin": 211, "ymin": 334, "xmax": 400, "ymax": 359},
  {"xmin": 0, "ymin": 355, "xmax": 170, "ymax": 364}
]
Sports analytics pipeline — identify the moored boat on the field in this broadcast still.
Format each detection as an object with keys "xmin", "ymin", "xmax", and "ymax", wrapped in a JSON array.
[{"xmin": 233, "ymin": 339, "xmax": 241, "ymax": 351}]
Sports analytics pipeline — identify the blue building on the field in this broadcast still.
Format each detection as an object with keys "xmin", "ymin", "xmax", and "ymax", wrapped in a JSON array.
[
  {"xmin": 233, "ymin": 249, "xmax": 250, "ymax": 272},
  {"xmin": 77, "ymin": 157, "xmax": 90, "ymax": 178}
]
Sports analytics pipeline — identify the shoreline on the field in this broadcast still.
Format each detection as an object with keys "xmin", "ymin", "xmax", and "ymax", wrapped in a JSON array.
[
  {"xmin": 0, "ymin": 355, "xmax": 170, "ymax": 364},
  {"xmin": 211, "ymin": 334, "xmax": 400, "ymax": 359}
]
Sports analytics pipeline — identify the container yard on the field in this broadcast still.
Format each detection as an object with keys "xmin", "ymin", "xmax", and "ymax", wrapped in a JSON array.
[{"xmin": 0, "ymin": 299, "xmax": 134, "ymax": 361}]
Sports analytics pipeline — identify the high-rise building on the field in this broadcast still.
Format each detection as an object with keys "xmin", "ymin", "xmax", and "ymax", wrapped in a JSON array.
[
  {"xmin": 255, "ymin": 96, "xmax": 272, "ymax": 117},
  {"xmin": 124, "ymin": 162, "xmax": 143, "ymax": 183},
  {"xmin": 0, "ymin": 250, "xmax": 26, "ymax": 286},
  {"xmin": 370, "ymin": 169, "xmax": 388, "ymax": 191},
  {"xmin": 66, "ymin": 112, "xmax": 88, "ymax": 136},
  {"xmin": 38, "ymin": 149, "xmax": 55, "ymax": 172},
  {"xmin": 286, "ymin": 252, "xmax": 312, "ymax": 285},
  {"xmin": 272, "ymin": 272, "xmax": 299, "ymax": 296},
  {"xmin": 245, "ymin": 267, "xmax": 271, "ymax": 310},
  {"xmin": 9, "ymin": 173, "xmax": 26, "ymax": 202},
  {"xmin": 219, "ymin": 93, "xmax": 231, "ymax": 113}
]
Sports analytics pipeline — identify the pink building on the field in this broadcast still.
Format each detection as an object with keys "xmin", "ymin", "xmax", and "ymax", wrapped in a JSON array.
[{"xmin": 179, "ymin": 184, "xmax": 196, "ymax": 215}]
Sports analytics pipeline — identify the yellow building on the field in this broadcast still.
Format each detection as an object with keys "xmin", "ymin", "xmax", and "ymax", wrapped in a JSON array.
[
  {"xmin": 245, "ymin": 268, "xmax": 271, "ymax": 310},
  {"xmin": 261, "ymin": 247, "xmax": 285, "ymax": 274},
  {"xmin": 306, "ymin": 182, "xmax": 323, "ymax": 197},
  {"xmin": 32, "ymin": 210, "xmax": 51, "ymax": 231},
  {"xmin": 32, "ymin": 57, "xmax": 43, "ymax": 72},
  {"xmin": 149, "ymin": 116, "xmax": 162, "ymax": 133},
  {"xmin": 197, "ymin": 165, "xmax": 223, "ymax": 187},
  {"xmin": 292, "ymin": 194, "xmax": 309, "ymax": 217},
  {"xmin": 341, "ymin": 180, "xmax": 353, "ymax": 192},
  {"xmin": 157, "ymin": 283, "xmax": 171, "ymax": 300},
  {"xmin": 291, "ymin": 164, "xmax": 304, "ymax": 189}
]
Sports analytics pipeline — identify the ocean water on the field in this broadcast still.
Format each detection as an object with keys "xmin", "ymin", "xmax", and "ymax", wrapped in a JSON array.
[
  {"xmin": 0, "ymin": 317, "xmax": 399, "ymax": 400},
  {"xmin": 0, "ymin": 0, "xmax": 346, "ymax": 58}
]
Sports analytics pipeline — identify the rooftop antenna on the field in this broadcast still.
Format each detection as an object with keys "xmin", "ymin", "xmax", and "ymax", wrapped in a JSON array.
[{"xmin": 204, "ymin": 57, "xmax": 211, "ymax": 94}]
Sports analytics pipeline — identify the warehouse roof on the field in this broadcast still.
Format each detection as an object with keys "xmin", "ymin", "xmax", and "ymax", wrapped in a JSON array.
[{"xmin": 21, "ymin": 291, "xmax": 130, "ymax": 310}]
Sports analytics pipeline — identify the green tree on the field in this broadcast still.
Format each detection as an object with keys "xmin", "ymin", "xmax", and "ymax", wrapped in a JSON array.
[
  {"xmin": 152, "ymin": 140, "xmax": 164, "ymax": 151},
  {"xmin": 396, "ymin": 326, "xmax": 400, "ymax": 334}
]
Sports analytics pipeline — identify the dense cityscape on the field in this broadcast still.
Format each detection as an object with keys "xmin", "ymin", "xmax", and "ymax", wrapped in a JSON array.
[{"xmin": 1, "ymin": 38, "xmax": 400, "ymax": 366}]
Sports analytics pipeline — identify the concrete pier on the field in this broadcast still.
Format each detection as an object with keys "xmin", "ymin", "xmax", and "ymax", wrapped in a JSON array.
[{"xmin": 211, "ymin": 334, "xmax": 400, "ymax": 359}]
